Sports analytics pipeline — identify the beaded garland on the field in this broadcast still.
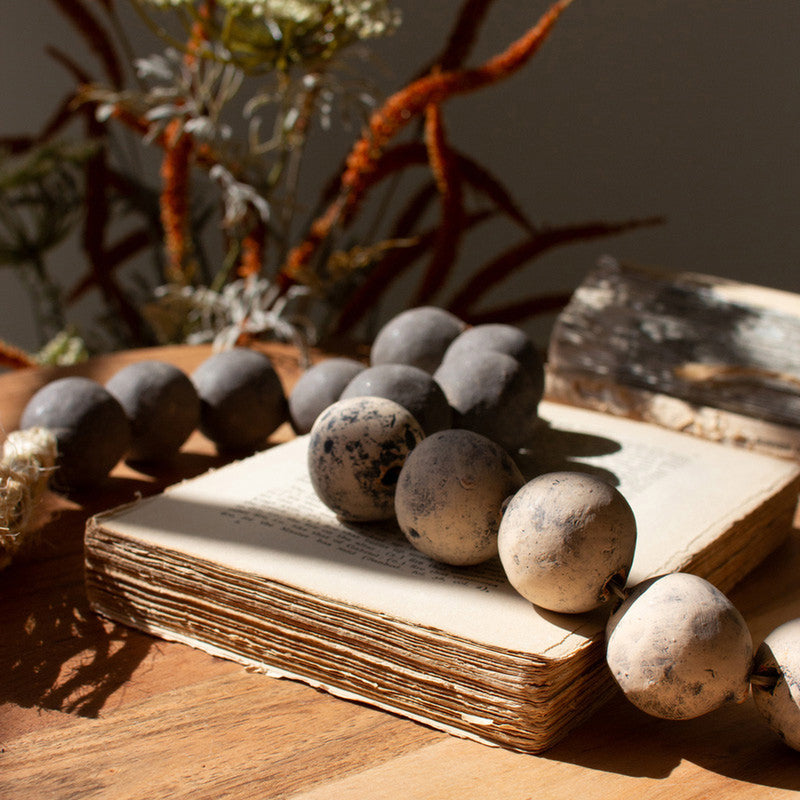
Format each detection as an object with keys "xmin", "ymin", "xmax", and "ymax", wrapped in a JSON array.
[
  {"xmin": 304, "ymin": 379, "xmax": 800, "ymax": 754},
  {"xmin": 2, "ymin": 348, "xmax": 288, "ymax": 566}
]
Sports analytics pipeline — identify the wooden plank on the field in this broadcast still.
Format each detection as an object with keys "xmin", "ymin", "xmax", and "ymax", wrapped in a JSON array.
[
  {"xmin": 0, "ymin": 671, "xmax": 441, "ymax": 800},
  {"xmin": 289, "ymin": 701, "xmax": 800, "ymax": 800}
]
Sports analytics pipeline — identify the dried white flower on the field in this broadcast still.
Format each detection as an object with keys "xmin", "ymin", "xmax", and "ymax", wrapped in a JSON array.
[
  {"xmin": 210, "ymin": 165, "xmax": 271, "ymax": 228},
  {"xmin": 143, "ymin": 278, "xmax": 316, "ymax": 363}
]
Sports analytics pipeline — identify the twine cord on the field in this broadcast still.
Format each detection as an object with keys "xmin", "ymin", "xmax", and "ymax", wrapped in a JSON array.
[{"xmin": 0, "ymin": 427, "xmax": 58, "ymax": 569}]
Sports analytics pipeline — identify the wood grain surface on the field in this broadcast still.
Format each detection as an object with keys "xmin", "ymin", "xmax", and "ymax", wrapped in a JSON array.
[{"xmin": 1, "ymin": 345, "xmax": 799, "ymax": 799}]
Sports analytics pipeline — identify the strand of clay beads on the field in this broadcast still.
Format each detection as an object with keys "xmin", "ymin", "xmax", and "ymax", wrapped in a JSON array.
[
  {"xmin": 1, "ymin": 348, "xmax": 290, "ymax": 569},
  {"xmin": 306, "ymin": 394, "xmax": 800, "ymax": 754}
]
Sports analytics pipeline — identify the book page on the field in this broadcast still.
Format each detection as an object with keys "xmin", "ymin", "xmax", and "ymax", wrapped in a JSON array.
[
  {"xmin": 527, "ymin": 403, "xmax": 797, "ymax": 582},
  {"xmin": 97, "ymin": 400, "xmax": 800, "ymax": 660}
]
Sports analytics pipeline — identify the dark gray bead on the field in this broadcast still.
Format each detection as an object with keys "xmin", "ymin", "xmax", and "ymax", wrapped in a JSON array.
[
  {"xmin": 442, "ymin": 323, "xmax": 545, "ymax": 404},
  {"xmin": 434, "ymin": 349, "xmax": 541, "ymax": 451},
  {"xmin": 192, "ymin": 348, "xmax": 288, "ymax": 453},
  {"xmin": 20, "ymin": 376, "xmax": 130, "ymax": 490},
  {"xmin": 341, "ymin": 363, "xmax": 452, "ymax": 436},
  {"xmin": 106, "ymin": 360, "xmax": 200, "ymax": 462},
  {"xmin": 370, "ymin": 306, "xmax": 466, "ymax": 374},
  {"xmin": 288, "ymin": 357, "xmax": 365, "ymax": 434}
]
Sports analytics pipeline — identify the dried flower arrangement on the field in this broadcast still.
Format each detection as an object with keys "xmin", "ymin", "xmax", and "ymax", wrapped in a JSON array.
[{"xmin": 0, "ymin": 0, "xmax": 659, "ymax": 366}]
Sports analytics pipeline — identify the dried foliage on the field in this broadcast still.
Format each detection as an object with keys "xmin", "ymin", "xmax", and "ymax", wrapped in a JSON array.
[
  {"xmin": 276, "ymin": 0, "xmax": 660, "ymax": 335},
  {"xmin": 0, "ymin": 0, "xmax": 660, "ymax": 361}
]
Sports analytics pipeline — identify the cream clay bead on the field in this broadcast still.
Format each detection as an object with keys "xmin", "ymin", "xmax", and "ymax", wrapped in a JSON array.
[
  {"xmin": 497, "ymin": 471, "xmax": 637, "ymax": 613},
  {"xmin": 751, "ymin": 618, "xmax": 800, "ymax": 751},
  {"xmin": 394, "ymin": 428, "xmax": 524, "ymax": 566},
  {"xmin": 606, "ymin": 573, "xmax": 753, "ymax": 720}
]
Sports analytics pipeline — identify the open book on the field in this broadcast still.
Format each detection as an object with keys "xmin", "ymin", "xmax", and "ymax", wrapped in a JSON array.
[{"xmin": 86, "ymin": 377, "xmax": 800, "ymax": 751}]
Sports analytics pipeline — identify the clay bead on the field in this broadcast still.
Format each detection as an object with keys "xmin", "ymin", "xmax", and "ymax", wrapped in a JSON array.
[{"xmin": 606, "ymin": 573, "xmax": 753, "ymax": 720}]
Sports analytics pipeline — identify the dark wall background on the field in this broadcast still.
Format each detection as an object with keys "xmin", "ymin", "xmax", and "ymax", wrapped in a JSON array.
[{"xmin": 3, "ymin": 1, "xmax": 799, "ymax": 351}]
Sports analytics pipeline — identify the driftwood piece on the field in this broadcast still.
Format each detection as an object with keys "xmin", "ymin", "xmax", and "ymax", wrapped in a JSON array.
[{"xmin": 546, "ymin": 257, "xmax": 800, "ymax": 458}]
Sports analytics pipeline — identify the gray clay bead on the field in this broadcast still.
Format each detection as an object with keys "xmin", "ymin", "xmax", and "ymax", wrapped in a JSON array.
[
  {"xmin": 395, "ymin": 429, "xmax": 524, "ymax": 566},
  {"xmin": 106, "ymin": 360, "xmax": 200, "ymax": 462},
  {"xmin": 442, "ymin": 323, "xmax": 545, "ymax": 404},
  {"xmin": 340, "ymin": 363, "xmax": 452, "ymax": 436},
  {"xmin": 498, "ymin": 471, "xmax": 637, "ymax": 613},
  {"xmin": 751, "ymin": 618, "xmax": 800, "ymax": 751},
  {"xmin": 370, "ymin": 306, "xmax": 466, "ymax": 374},
  {"xmin": 19, "ymin": 376, "xmax": 130, "ymax": 490},
  {"xmin": 308, "ymin": 396, "xmax": 424, "ymax": 522},
  {"xmin": 192, "ymin": 348, "xmax": 288, "ymax": 453},
  {"xmin": 288, "ymin": 357, "xmax": 365, "ymax": 434},
  {"xmin": 605, "ymin": 572, "xmax": 753, "ymax": 720},
  {"xmin": 434, "ymin": 349, "xmax": 541, "ymax": 451}
]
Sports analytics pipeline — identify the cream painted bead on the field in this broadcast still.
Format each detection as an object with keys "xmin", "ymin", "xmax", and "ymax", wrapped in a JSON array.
[
  {"xmin": 394, "ymin": 429, "xmax": 524, "ymax": 566},
  {"xmin": 606, "ymin": 573, "xmax": 753, "ymax": 720},
  {"xmin": 308, "ymin": 396, "xmax": 424, "ymax": 522},
  {"xmin": 752, "ymin": 618, "xmax": 800, "ymax": 751},
  {"xmin": 497, "ymin": 471, "xmax": 637, "ymax": 613}
]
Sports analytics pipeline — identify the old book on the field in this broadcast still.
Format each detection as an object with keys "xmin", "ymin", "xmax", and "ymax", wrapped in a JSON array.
[{"xmin": 85, "ymin": 394, "xmax": 800, "ymax": 752}]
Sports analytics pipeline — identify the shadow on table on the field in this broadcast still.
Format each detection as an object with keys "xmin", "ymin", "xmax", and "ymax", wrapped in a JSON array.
[
  {"xmin": 0, "ymin": 504, "xmax": 154, "ymax": 717},
  {"xmin": 0, "ymin": 447, "xmax": 229, "ymax": 718},
  {"xmin": 540, "ymin": 688, "xmax": 800, "ymax": 791}
]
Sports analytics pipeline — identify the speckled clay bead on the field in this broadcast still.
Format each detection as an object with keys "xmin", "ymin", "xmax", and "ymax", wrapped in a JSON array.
[
  {"xmin": 751, "ymin": 618, "xmax": 800, "ymax": 751},
  {"xmin": 394, "ymin": 429, "xmax": 524, "ymax": 566},
  {"xmin": 308, "ymin": 396, "xmax": 425, "ymax": 522},
  {"xmin": 605, "ymin": 573, "xmax": 753, "ymax": 720},
  {"xmin": 498, "ymin": 471, "xmax": 637, "ymax": 613}
]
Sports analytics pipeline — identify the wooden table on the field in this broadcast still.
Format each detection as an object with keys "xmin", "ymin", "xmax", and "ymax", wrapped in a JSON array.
[{"xmin": 1, "ymin": 344, "xmax": 799, "ymax": 799}]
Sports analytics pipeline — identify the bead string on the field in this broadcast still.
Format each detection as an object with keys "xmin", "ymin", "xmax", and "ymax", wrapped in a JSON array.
[
  {"xmin": 305, "ymin": 389, "xmax": 800, "ymax": 751},
  {"xmin": 749, "ymin": 669, "xmax": 780, "ymax": 690},
  {"xmin": 604, "ymin": 574, "xmax": 629, "ymax": 603},
  {"xmin": 576, "ymin": 527, "xmax": 791, "ymax": 737},
  {"xmin": 600, "ymin": 546, "xmax": 792, "ymax": 741}
]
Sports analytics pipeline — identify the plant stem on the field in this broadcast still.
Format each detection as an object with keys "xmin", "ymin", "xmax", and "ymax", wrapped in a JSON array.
[{"xmin": 16, "ymin": 252, "xmax": 67, "ymax": 346}]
